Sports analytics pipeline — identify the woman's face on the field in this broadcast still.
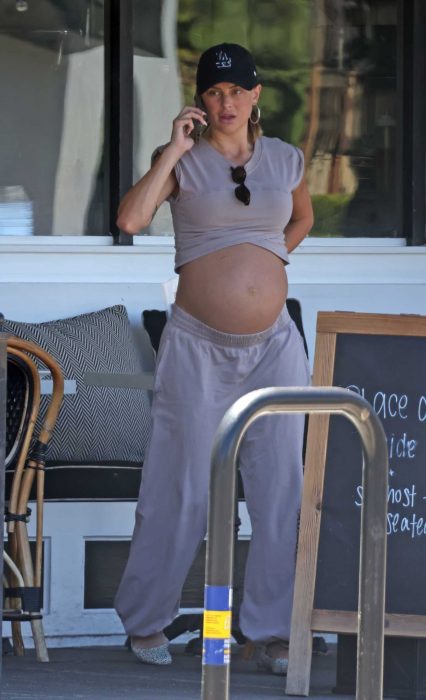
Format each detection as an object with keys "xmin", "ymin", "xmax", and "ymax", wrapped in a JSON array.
[{"xmin": 201, "ymin": 82, "xmax": 261, "ymax": 135}]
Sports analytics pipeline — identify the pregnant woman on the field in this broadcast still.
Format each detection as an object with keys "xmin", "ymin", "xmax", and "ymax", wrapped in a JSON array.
[{"xmin": 115, "ymin": 42, "xmax": 313, "ymax": 675}]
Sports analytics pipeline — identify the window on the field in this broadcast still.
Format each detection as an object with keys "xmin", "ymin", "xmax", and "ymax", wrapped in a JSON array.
[
  {"xmin": 305, "ymin": 2, "xmax": 397, "ymax": 237},
  {"xmin": 132, "ymin": 0, "xmax": 176, "ymax": 236},
  {"xmin": 172, "ymin": 0, "xmax": 398, "ymax": 238},
  {"xmin": 1, "ymin": 0, "xmax": 424, "ymax": 243},
  {"xmin": 0, "ymin": 1, "xmax": 104, "ymax": 236}
]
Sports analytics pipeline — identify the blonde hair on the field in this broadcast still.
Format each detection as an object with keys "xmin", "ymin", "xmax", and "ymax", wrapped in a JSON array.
[{"xmin": 248, "ymin": 120, "xmax": 263, "ymax": 143}]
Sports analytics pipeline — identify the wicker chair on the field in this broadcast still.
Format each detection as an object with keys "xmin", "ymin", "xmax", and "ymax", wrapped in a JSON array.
[{"xmin": 4, "ymin": 336, "xmax": 63, "ymax": 661}]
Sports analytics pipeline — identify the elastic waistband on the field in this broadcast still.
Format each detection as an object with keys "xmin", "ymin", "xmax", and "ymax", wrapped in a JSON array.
[{"xmin": 169, "ymin": 304, "xmax": 291, "ymax": 347}]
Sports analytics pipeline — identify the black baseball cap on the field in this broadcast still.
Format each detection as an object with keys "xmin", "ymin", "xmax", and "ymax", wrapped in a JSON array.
[{"xmin": 196, "ymin": 43, "xmax": 260, "ymax": 95}]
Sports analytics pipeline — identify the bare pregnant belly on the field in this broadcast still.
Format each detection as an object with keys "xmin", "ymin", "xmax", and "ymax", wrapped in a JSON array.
[{"xmin": 175, "ymin": 244, "xmax": 288, "ymax": 334}]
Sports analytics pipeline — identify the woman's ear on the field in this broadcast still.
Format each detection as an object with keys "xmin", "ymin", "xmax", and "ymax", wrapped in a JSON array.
[{"xmin": 252, "ymin": 84, "xmax": 262, "ymax": 103}]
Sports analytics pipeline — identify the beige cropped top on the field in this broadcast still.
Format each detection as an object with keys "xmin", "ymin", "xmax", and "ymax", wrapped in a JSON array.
[{"xmin": 168, "ymin": 135, "xmax": 304, "ymax": 273}]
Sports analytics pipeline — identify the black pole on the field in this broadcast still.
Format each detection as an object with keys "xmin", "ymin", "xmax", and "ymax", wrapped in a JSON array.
[
  {"xmin": 398, "ymin": 0, "xmax": 426, "ymax": 245},
  {"xmin": 411, "ymin": 0, "xmax": 426, "ymax": 245},
  {"xmin": 104, "ymin": 0, "xmax": 134, "ymax": 244}
]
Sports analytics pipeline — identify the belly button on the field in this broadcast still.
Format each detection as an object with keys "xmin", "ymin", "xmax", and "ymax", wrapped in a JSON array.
[{"xmin": 248, "ymin": 286, "xmax": 257, "ymax": 296}]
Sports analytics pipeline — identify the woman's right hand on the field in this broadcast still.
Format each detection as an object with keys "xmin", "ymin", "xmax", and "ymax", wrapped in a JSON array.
[{"xmin": 170, "ymin": 106, "xmax": 208, "ymax": 154}]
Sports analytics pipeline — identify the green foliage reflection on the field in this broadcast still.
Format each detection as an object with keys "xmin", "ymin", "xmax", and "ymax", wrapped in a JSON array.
[
  {"xmin": 177, "ymin": 0, "xmax": 311, "ymax": 144},
  {"xmin": 311, "ymin": 194, "xmax": 353, "ymax": 237}
]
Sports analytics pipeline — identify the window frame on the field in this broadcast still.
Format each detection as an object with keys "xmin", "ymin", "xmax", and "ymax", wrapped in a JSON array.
[
  {"xmin": 397, "ymin": 0, "xmax": 426, "ymax": 246},
  {"xmin": 105, "ymin": 0, "xmax": 134, "ymax": 245}
]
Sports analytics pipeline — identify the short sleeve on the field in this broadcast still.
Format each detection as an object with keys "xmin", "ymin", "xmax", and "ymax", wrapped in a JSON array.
[{"xmin": 292, "ymin": 146, "xmax": 304, "ymax": 191}]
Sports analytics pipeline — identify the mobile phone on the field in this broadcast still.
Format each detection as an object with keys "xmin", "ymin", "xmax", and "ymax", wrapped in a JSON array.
[
  {"xmin": 190, "ymin": 118, "xmax": 205, "ymax": 144},
  {"xmin": 190, "ymin": 96, "xmax": 207, "ymax": 143}
]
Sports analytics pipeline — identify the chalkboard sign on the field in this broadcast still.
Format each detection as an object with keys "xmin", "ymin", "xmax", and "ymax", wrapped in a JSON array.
[{"xmin": 286, "ymin": 312, "xmax": 426, "ymax": 697}]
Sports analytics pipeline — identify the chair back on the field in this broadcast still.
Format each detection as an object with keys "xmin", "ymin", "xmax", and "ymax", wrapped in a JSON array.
[{"xmin": 6, "ymin": 353, "xmax": 34, "ymax": 472}]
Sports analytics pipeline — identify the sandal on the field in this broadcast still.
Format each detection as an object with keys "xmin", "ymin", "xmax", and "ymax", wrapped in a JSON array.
[
  {"xmin": 256, "ymin": 640, "xmax": 289, "ymax": 676},
  {"xmin": 130, "ymin": 635, "xmax": 172, "ymax": 666}
]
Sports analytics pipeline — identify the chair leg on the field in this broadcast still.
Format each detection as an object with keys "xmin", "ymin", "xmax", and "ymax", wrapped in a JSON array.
[
  {"xmin": 16, "ymin": 522, "xmax": 49, "ymax": 662},
  {"xmin": 30, "ymin": 619, "xmax": 49, "ymax": 662},
  {"xmin": 4, "ymin": 579, "xmax": 25, "ymax": 656},
  {"xmin": 11, "ymin": 621, "xmax": 25, "ymax": 657},
  {"xmin": 4, "ymin": 543, "xmax": 26, "ymax": 657}
]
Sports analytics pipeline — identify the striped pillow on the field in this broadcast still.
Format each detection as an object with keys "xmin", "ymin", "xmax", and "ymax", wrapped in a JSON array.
[{"xmin": 2, "ymin": 305, "xmax": 151, "ymax": 465}]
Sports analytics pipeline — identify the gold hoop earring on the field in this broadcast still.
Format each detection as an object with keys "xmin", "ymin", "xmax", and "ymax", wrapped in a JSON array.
[{"xmin": 249, "ymin": 104, "xmax": 261, "ymax": 125}]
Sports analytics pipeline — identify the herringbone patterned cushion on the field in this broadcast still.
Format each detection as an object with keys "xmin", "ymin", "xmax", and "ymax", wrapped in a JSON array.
[{"xmin": 1, "ymin": 305, "xmax": 151, "ymax": 464}]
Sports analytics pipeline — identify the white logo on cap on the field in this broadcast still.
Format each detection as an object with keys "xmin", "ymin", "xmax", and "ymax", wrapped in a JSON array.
[{"xmin": 216, "ymin": 50, "xmax": 231, "ymax": 69}]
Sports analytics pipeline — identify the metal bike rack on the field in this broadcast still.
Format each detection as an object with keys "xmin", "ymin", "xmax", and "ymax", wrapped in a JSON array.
[{"xmin": 201, "ymin": 386, "xmax": 388, "ymax": 700}]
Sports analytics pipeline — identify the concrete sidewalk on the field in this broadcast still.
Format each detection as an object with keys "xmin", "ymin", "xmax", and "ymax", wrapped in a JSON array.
[{"xmin": 1, "ymin": 643, "xmax": 355, "ymax": 700}]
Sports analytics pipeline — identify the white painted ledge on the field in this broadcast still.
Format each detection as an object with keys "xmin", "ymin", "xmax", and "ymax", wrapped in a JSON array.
[
  {"xmin": 0, "ymin": 233, "xmax": 408, "ymax": 250},
  {"xmin": 1, "ymin": 236, "xmax": 424, "ymax": 286}
]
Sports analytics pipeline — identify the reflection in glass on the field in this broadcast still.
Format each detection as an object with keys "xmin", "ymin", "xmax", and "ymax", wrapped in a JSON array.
[
  {"xmin": 132, "ymin": 0, "xmax": 180, "ymax": 236},
  {"xmin": 305, "ymin": 1, "xmax": 397, "ymax": 236},
  {"xmin": 137, "ymin": 0, "xmax": 397, "ymax": 238},
  {"xmin": 0, "ymin": 1, "xmax": 105, "ymax": 236},
  {"xmin": 0, "ymin": 186, "xmax": 33, "ymax": 236}
]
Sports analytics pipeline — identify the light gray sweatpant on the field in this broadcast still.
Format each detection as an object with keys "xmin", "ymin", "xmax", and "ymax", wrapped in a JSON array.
[{"xmin": 115, "ymin": 303, "xmax": 310, "ymax": 642}]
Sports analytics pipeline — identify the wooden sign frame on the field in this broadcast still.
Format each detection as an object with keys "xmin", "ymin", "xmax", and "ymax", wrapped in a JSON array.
[{"xmin": 286, "ymin": 311, "xmax": 426, "ymax": 697}]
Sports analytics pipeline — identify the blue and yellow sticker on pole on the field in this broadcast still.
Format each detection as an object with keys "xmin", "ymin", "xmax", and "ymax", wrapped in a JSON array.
[{"xmin": 202, "ymin": 585, "xmax": 233, "ymax": 666}]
